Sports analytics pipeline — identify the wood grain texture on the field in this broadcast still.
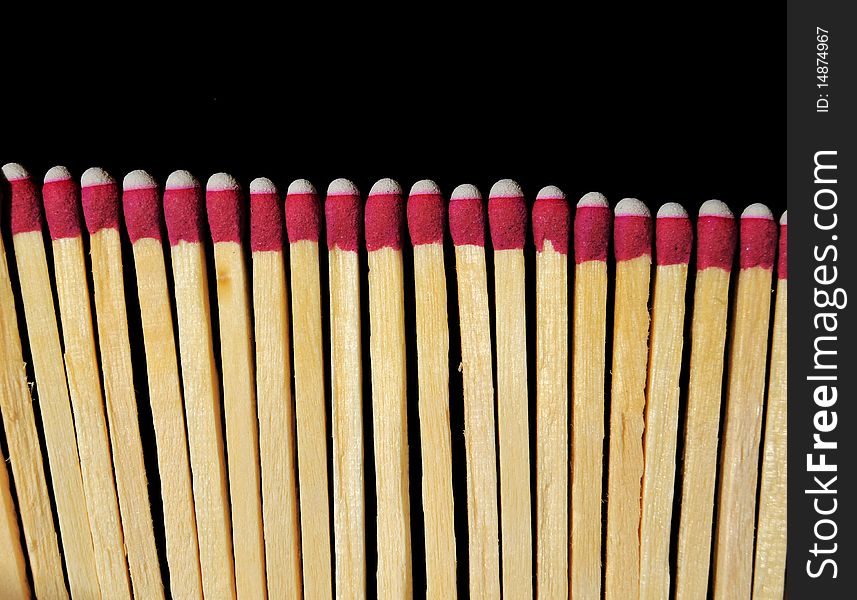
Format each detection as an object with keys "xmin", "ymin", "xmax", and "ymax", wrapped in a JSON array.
[
  {"xmin": 454, "ymin": 244, "xmax": 500, "ymax": 600},
  {"xmin": 0, "ymin": 431, "xmax": 29, "ymax": 598},
  {"xmin": 131, "ymin": 238, "xmax": 203, "ymax": 600},
  {"xmin": 252, "ymin": 250, "xmax": 302, "ymax": 598}
]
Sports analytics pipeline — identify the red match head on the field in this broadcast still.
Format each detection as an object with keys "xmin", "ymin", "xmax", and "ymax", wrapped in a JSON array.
[
  {"xmin": 326, "ymin": 178, "xmax": 361, "ymax": 252},
  {"xmin": 365, "ymin": 178, "xmax": 403, "ymax": 251},
  {"xmin": 285, "ymin": 179, "xmax": 320, "ymax": 244},
  {"xmin": 449, "ymin": 184, "xmax": 484, "ymax": 247},
  {"xmin": 122, "ymin": 170, "xmax": 162, "ymax": 243},
  {"xmin": 739, "ymin": 203, "xmax": 777, "ymax": 270},
  {"xmin": 206, "ymin": 173, "xmax": 244, "ymax": 244},
  {"xmin": 533, "ymin": 185, "xmax": 570, "ymax": 255},
  {"xmin": 778, "ymin": 211, "xmax": 787, "ymax": 279},
  {"xmin": 163, "ymin": 170, "xmax": 204, "ymax": 245},
  {"xmin": 613, "ymin": 198, "xmax": 652, "ymax": 261},
  {"xmin": 81, "ymin": 167, "xmax": 120, "ymax": 235},
  {"xmin": 696, "ymin": 200, "xmax": 736, "ymax": 271},
  {"xmin": 407, "ymin": 179, "xmax": 445, "ymax": 246},
  {"xmin": 655, "ymin": 203, "xmax": 692, "ymax": 266},
  {"xmin": 2, "ymin": 163, "xmax": 42, "ymax": 234},
  {"xmin": 488, "ymin": 179, "xmax": 527, "ymax": 250},
  {"xmin": 573, "ymin": 191, "xmax": 609, "ymax": 261},
  {"xmin": 43, "ymin": 166, "xmax": 82, "ymax": 240},
  {"xmin": 249, "ymin": 177, "xmax": 283, "ymax": 252}
]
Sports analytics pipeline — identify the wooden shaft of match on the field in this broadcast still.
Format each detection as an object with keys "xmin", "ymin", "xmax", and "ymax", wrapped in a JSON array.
[
  {"xmin": 639, "ymin": 263, "xmax": 688, "ymax": 600},
  {"xmin": 52, "ymin": 236, "xmax": 132, "ymax": 599},
  {"xmin": 752, "ymin": 278, "xmax": 787, "ymax": 599},
  {"xmin": 570, "ymin": 259, "xmax": 607, "ymax": 600},
  {"xmin": 252, "ymin": 250, "xmax": 302, "ymax": 598},
  {"xmin": 131, "ymin": 238, "xmax": 203, "ymax": 600},
  {"xmin": 604, "ymin": 255, "xmax": 651, "ymax": 600},
  {"xmin": 0, "ymin": 231, "xmax": 66, "ymax": 598},
  {"xmin": 90, "ymin": 228, "xmax": 165, "ymax": 599},
  {"xmin": 11, "ymin": 232, "xmax": 100, "ymax": 598},
  {"xmin": 712, "ymin": 266, "xmax": 773, "ymax": 599},
  {"xmin": 413, "ymin": 243, "xmax": 457, "ymax": 599},
  {"xmin": 212, "ymin": 242, "xmax": 267, "ymax": 599},
  {"xmin": 0, "ymin": 455, "xmax": 28, "ymax": 598},
  {"xmin": 329, "ymin": 247, "xmax": 366, "ymax": 598},
  {"xmin": 674, "ymin": 267, "xmax": 731, "ymax": 599},
  {"xmin": 289, "ymin": 240, "xmax": 333, "ymax": 599},
  {"xmin": 170, "ymin": 242, "xmax": 236, "ymax": 598},
  {"xmin": 454, "ymin": 244, "xmax": 500, "ymax": 599},
  {"xmin": 535, "ymin": 241, "xmax": 568, "ymax": 598}
]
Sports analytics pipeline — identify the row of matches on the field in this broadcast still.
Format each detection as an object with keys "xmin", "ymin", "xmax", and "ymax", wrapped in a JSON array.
[{"xmin": 0, "ymin": 162, "xmax": 786, "ymax": 600}]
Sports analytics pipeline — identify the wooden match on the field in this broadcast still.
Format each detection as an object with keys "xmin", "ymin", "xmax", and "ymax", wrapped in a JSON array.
[{"xmin": 0, "ymin": 455, "xmax": 28, "ymax": 598}]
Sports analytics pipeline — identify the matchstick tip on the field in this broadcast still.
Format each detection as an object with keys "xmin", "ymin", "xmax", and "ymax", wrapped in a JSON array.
[
  {"xmin": 614, "ymin": 198, "xmax": 652, "ymax": 260},
  {"xmin": 739, "ymin": 204, "xmax": 777, "ymax": 269},
  {"xmin": 407, "ymin": 181, "xmax": 445, "ymax": 245},
  {"xmin": 206, "ymin": 173, "xmax": 243, "ymax": 244},
  {"xmin": 577, "ymin": 191, "xmax": 607, "ymax": 207},
  {"xmin": 369, "ymin": 177, "xmax": 402, "ymax": 197},
  {"xmin": 81, "ymin": 167, "xmax": 115, "ymax": 188},
  {"xmin": 250, "ymin": 177, "xmax": 277, "ymax": 194},
  {"xmin": 1, "ymin": 162, "xmax": 29, "ymax": 181},
  {"xmin": 81, "ymin": 168, "xmax": 119, "ymax": 233},
  {"xmin": 166, "ymin": 170, "xmax": 200, "ymax": 190},
  {"xmin": 327, "ymin": 178, "xmax": 359, "ymax": 196},
  {"xmin": 45, "ymin": 165, "xmax": 72, "ymax": 183},
  {"xmin": 573, "ymin": 191, "xmax": 609, "ymax": 261},
  {"xmin": 3, "ymin": 163, "xmax": 42, "ymax": 234},
  {"xmin": 489, "ymin": 178, "xmax": 523, "ymax": 199},
  {"xmin": 698, "ymin": 199, "xmax": 733, "ymax": 218},
  {"xmin": 123, "ymin": 170, "xmax": 157, "ymax": 190},
  {"xmin": 741, "ymin": 203, "xmax": 773, "ymax": 220},
  {"xmin": 779, "ymin": 210, "xmax": 787, "ymax": 225},
  {"xmin": 365, "ymin": 178, "xmax": 403, "ymax": 250},
  {"xmin": 285, "ymin": 179, "xmax": 320, "ymax": 243},
  {"xmin": 615, "ymin": 197, "xmax": 650, "ymax": 217},
  {"xmin": 326, "ymin": 179, "xmax": 361, "ymax": 252},
  {"xmin": 206, "ymin": 172, "xmax": 240, "ymax": 192},
  {"xmin": 287, "ymin": 178, "xmax": 317, "ymax": 196},
  {"xmin": 488, "ymin": 179, "xmax": 527, "ymax": 249},
  {"xmin": 409, "ymin": 179, "xmax": 441, "ymax": 196},
  {"xmin": 42, "ymin": 167, "xmax": 81, "ymax": 239},
  {"xmin": 122, "ymin": 172, "xmax": 162, "ymax": 243},
  {"xmin": 656, "ymin": 202, "xmax": 688, "ymax": 219},
  {"xmin": 164, "ymin": 171, "xmax": 203, "ymax": 244},
  {"xmin": 537, "ymin": 185, "xmax": 566, "ymax": 201},
  {"xmin": 533, "ymin": 186, "xmax": 570, "ymax": 254},
  {"xmin": 450, "ymin": 183, "xmax": 481, "ymax": 201},
  {"xmin": 656, "ymin": 203, "xmax": 692, "ymax": 265},
  {"xmin": 449, "ymin": 184, "xmax": 484, "ymax": 246}
]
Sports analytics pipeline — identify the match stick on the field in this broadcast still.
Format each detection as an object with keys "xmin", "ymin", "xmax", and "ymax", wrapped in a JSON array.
[
  {"xmin": 532, "ymin": 184, "xmax": 569, "ymax": 598},
  {"xmin": 407, "ymin": 179, "xmax": 457, "ymax": 599},
  {"xmin": 712, "ymin": 203, "xmax": 777, "ymax": 599},
  {"xmin": 449, "ymin": 183, "xmax": 500, "ymax": 599},
  {"xmin": 82, "ymin": 167, "xmax": 164, "ymax": 599},
  {"xmin": 206, "ymin": 173, "xmax": 267, "ymax": 599},
  {"xmin": 0, "ymin": 454, "xmax": 28, "ymax": 598},
  {"xmin": 122, "ymin": 170, "xmax": 204, "ymax": 600},
  {"xmin": 0, "ymin": 164, "xmax": 67, "ymax": 598},
  {"xmin": 604, "ymin": 198, "xmax": 652, "ymax": 600},
  {"xmin": 285, "ymin": 179, "xmax": 333, "ymax": 599},
  {"xmin": 638, "ymin": 203, "xmax": 692, "ymax": 599},
  {"xmin": 674, "ymin": 200, "xmax": 736, "ymax": 599},
  {"xmin": 488, "ymin": 179, "xmax": 533, "ymax": 600},
  {"xmin": 570, "ymin": 191, "xmax": 610, "ymax": 600},
  {"xmin": 366, "ymin": 178, "xmax": 412, "ymax": 597},
  {"xmin": 751, "ymin": 211, "xmax": 787, "ymax": 600},
  {"xmin": 326, "ymin": 178, "xmax": 366, "ymax": 598},
  {"xmin": 4, "ymin": 164, "xmax": 100, "ymax": 598},
  {"xmin": 164, "ymin": 170, "xmax": 236, "ymax": 599},
  {"xmin": 250, "ymin": 177, "xmax": 302, "ymax": 597},
  {"xmin": 42, "ymin": 166, "xmax": 132, "ymax": 599}
]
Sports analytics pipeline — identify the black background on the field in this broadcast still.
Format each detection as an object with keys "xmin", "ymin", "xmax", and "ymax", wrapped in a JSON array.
[{"xmin": 1, "ymin": 10, "xmax": 786, "ymax": 599}]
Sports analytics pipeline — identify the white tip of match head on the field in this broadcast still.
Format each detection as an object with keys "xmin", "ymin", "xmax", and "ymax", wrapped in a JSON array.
[
  {"xmin": 250, "ymin": 177, "xmax": 277, "ymax": 194},
  {"xmin": 578, "ymin": 191, "xmax": 607, "ymax": 207},
  {"xmin": 742, "ymin": 203, "xmax": 773, "ymax": 220},
  {"xmin": 780, "ymin": 210, "xmax": 787, "ymax": 225},
  {"xmin": 489, "ymin": 178, "xmax": 523, "ymax": 198},
  {"xmin": 698, "ymin": 199, "xmax": 733, "ymax": 218},
  {"xmin": 537, "ymin": 185, "xmax": 566, "ymax": 200},
  {"xmin": 369, "ymin": 178, "xmax": 402, "ymax": 196},
  {"xmin": 287, "ymin": 179, "xmax": 316, "ymax": 195},
  {"xmin": 166, "ymin": 170, "xmax": 199, "ymax": 189},
  {"xmin": 451, "ymin": 183, "xmax": 481, "ymax": 201},
  {"xmin": 409, "ymin": 179, "xmax": 440, "ymax": 196},
  {"xmin": 657, "ymin": 202, "xmax": 688, "ymax": 218},
  {"xmin": 327, "ymin": 178, "xmax": 358, "ymax": 196},
  {"xmin": 615, "ymin": 197, "xmax": 650, "ymax": 217},
  {"xmin": 123, "ymin": 170, "xmax": 157, "ymax": 190},
  {"xmin": 1, "ymin": 163, "xmax": 29, "ymax": 181},
  {"xmin": 81, "ymin": 167, "xmax": 115, "ymax": 187},
  {"xmin": 206, "ymin": 172, "xmax": 240, "ymax": 192},
  {"xmin": 45, "ymin": 165, "xmax": 72, "ymax": 183}
]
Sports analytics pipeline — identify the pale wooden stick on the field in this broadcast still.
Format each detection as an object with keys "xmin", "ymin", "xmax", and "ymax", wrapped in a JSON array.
[
  {"xmin": 250, "ymin": 177, "xmax": 302, "ymax": 598},
  {"xmin": 713, "ymin": 204, "xmax": 778, "ymax": 600},
  {"xmin": 0, "ymin": 164, "xmax": 67, "ymax": 598},
  {"xmin": 638, "ymin": 204, "xmax": 692, "ymax": 599},
  {"xmin": 206, "ymin": 173, "xmax": 267, "ymax": 599},
  {"xmin": 164, "ymin": 170, "xmax": 236, "ymax": 599},
  {"xmin": 82, "ymin": 168, "xmax": 164, "ymax": 599},
  {"xmin": 123, "ymin": 170, "xmax": 204, "ymax": 600},
  {"xmin": 449, "ymin": 184, "xmax": 500, "ymax": 599},
  {"xmin": 751, "ymin": 212, "xmax": 788, "ymax": 600},
  {"xmin": 43, "ymin": 166, "xmax": 131, "ymax": 599},
  {"xmin": 286, "ymin": 180, "xmax": 332, "ymax": 599},
  {"xmin": 488, "ymin": 179, "xmax": 532, "ymax": 600},
  {"xmin": 0, "ymin": 451, "xmax": 28, "ymax": 599},
  {"xmin": 6, "ymin": 165, "xmax": 100, "ymax": 599},
  {"xmin": 604, "ymin": 198, "xmax": 652, "ymax": 600},
  {"xmin": 569, "ymin": 191, "xmax": 610, "ymax": 600},
  {"xmin": 407, "ymin": 180, "xmax": 457, "ymax": 599},
  {"xmin": 326, "ymin": 179, "xmax": 366, "ymax": 598},
  {"xmin": 365, "ymin": 178, "xmax": 412, "ymax": 598},
  {"xmin": 674, "ymin": 200, "xmax": 736, "ymax": 599}
]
